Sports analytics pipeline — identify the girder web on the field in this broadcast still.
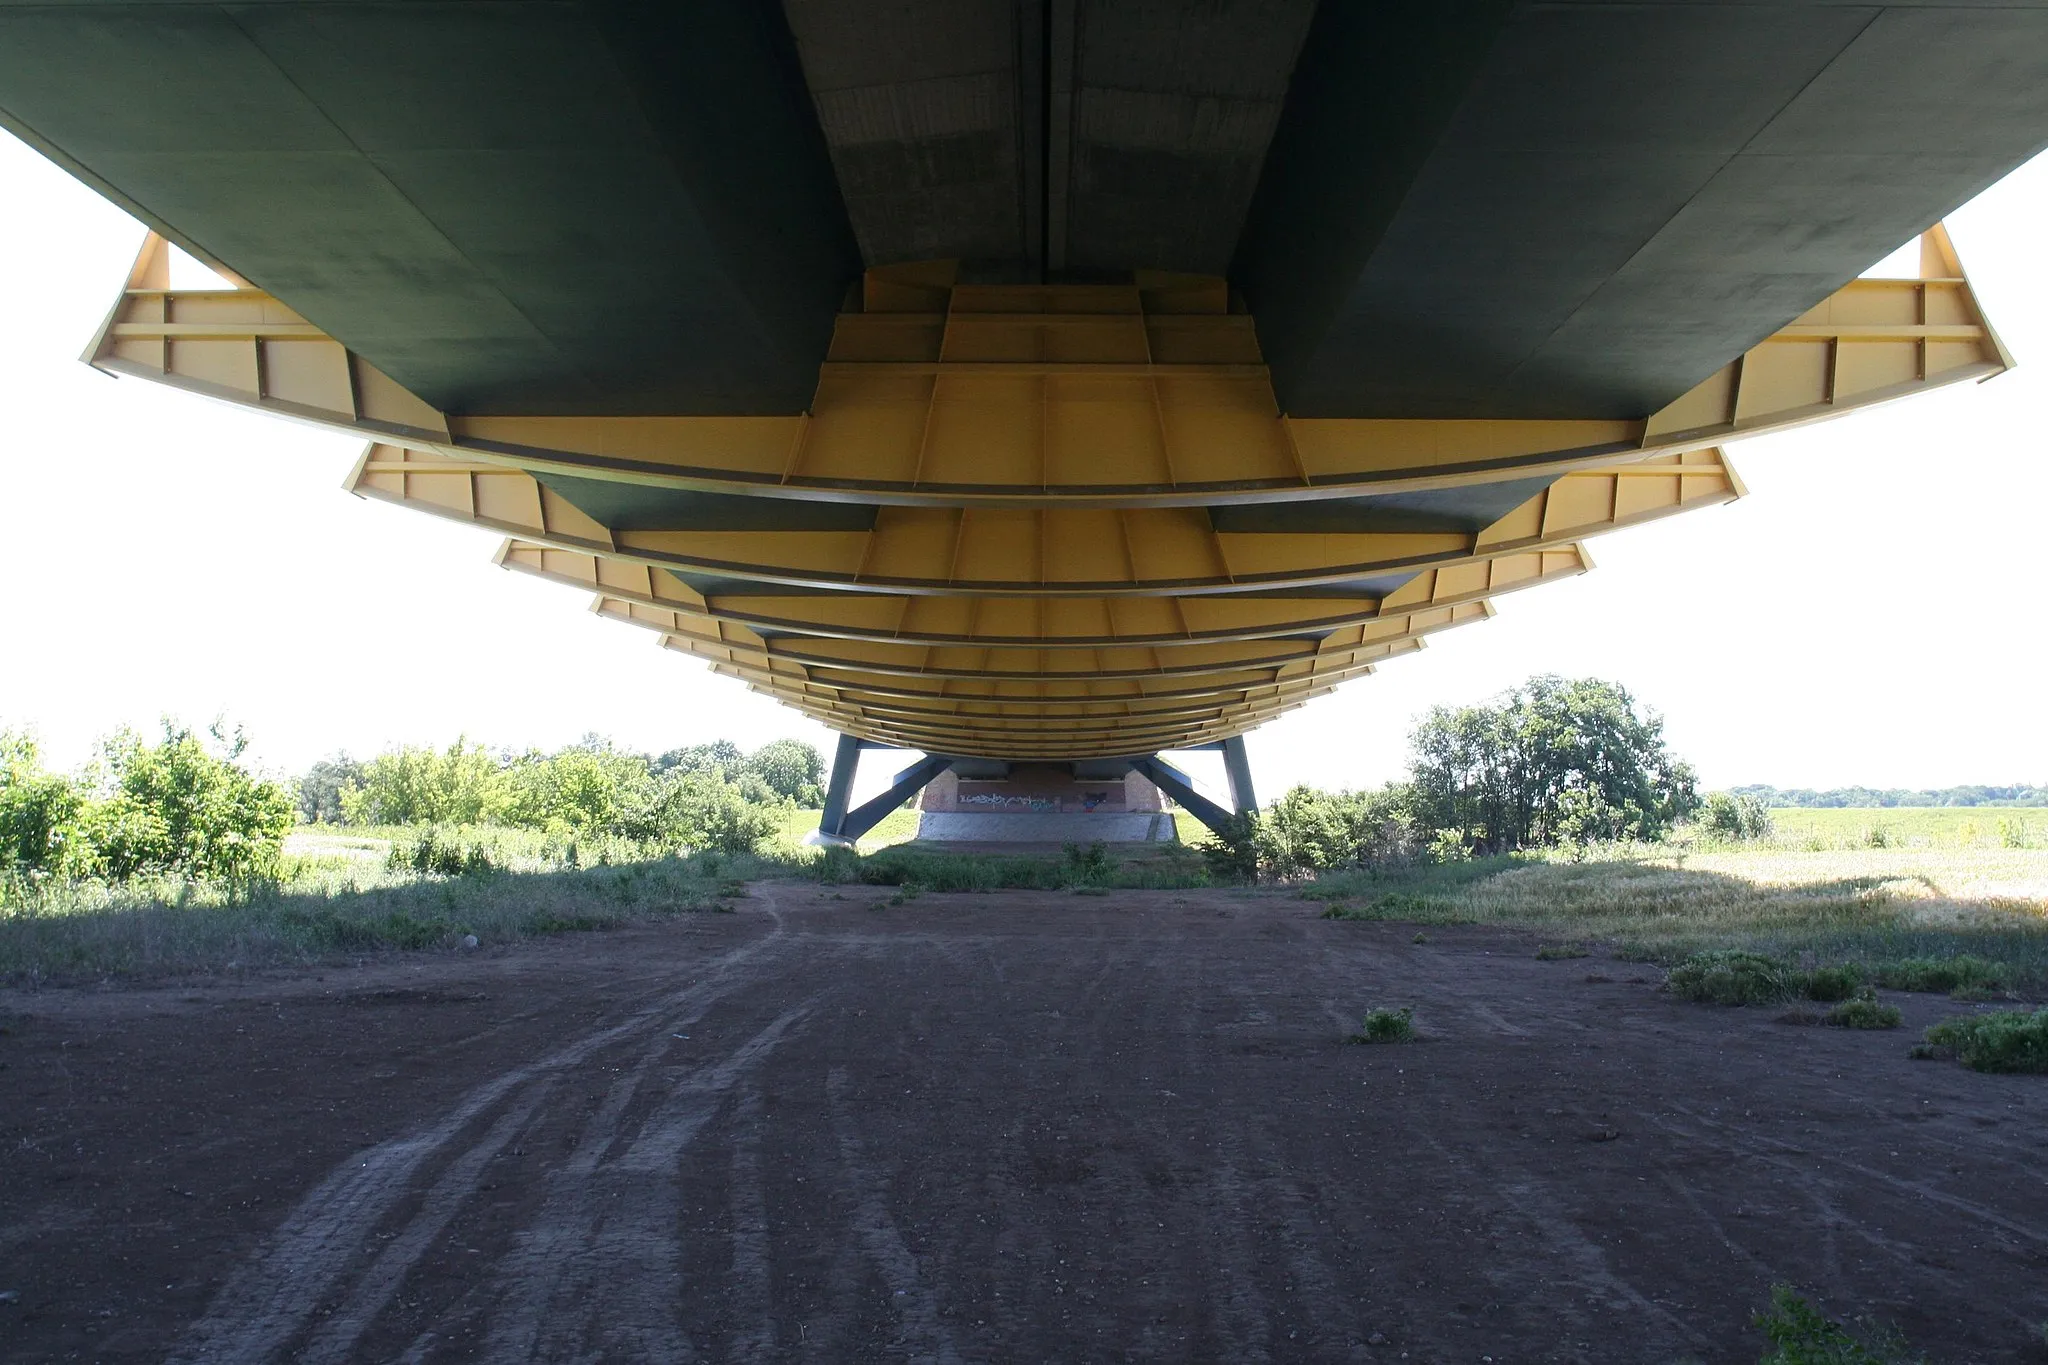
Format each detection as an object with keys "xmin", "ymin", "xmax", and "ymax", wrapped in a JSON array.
[{"xmin": 88, "ymin": 226, "xmax": 2006, "ymax": 760}]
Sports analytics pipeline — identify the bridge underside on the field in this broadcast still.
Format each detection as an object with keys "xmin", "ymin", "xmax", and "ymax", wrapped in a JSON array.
[{"xmin": 2, "ymin": 1, "xmax": 2038, "ymax": 804}]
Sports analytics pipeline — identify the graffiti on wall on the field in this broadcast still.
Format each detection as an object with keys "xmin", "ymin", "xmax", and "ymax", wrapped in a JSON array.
[{"xmin": 960, "ymin": 793, "xmax": 1060, "ymax": 811}]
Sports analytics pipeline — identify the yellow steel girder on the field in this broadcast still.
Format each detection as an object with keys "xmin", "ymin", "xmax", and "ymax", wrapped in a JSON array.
[
  {"xmin": 91, "ymin": 228, "xmax": 2003, "ymax": 508},
  {"xmin": 92, "ymin": 226, "xmax": 1993, "ymax": 755},
  {"xmin": 344, "ymin": 441, "xmax": 1736, "ymax": 596}
]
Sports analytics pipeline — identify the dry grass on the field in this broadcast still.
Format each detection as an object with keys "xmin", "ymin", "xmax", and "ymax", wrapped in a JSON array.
[{"xmin": 1309, "ymin": 845, "xmax": 2048, "ymax": 985}]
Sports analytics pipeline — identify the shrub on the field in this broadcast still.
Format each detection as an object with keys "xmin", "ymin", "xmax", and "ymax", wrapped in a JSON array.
[
  {"xmin": 1666, "ymin": 950, "xmax": 1799, "ymax": 1005},
  {"xmin": 87, "ymin": 722, "xmax": 294, "ymax": 883},
  {"xmin": 388, "ymin": 826, "xmax": 504, "ymax": 877},
  {"xmin": 1261, "ymin": 784, "xmax": 1419, "ymax": 877},
  {"xmin": 1802, "ymin": 964, "xmax": 1867, "ymax": 1003},
  {"xmin": 1697, "ymin": 791, "xmax": 1774, "ymax": 841},
  {"xmin": 1349, "ymin": 1006, "xmax": 1417, "ymax": 1044},
  {"xmin": 1061, "ymin": 841, "xmax": 1113, "ymax": 884},
  {"xmin": 1753, "ymin": 1284, "xmax": 1920, "ymax": 1364},
  {"xmin": 1872, "ymin": 956, "xmax": 2009, "ymax": 995},
  {"xmin": 0, "ymin": 732, "xmax": 88, "ymax": 886},
  {"xmin": 1426, "ymin": 828, "xmax": 1470, "ymax": 864},
  {"xmin": 1917, "ymin": 1008, "xmax": 2048, "ymax": 1073},
  {"xmin": 1827, "ymin": 994, "xmax": 1902, "ymax": 1030},
  {"xmin": 620, "ymin": 768, "xmax": 782, "ymax": 853}
]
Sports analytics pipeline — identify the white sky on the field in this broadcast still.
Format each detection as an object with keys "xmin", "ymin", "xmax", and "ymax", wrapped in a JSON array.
[{"xmin": 2, "ymin": 127, "xmax": 2044, "ymax": 807}]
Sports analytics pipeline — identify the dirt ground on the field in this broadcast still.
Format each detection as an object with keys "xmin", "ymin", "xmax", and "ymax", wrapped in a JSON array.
[{"xmin": 3, "ymin": 885, "xmax": 2045, "ymax": 1363}]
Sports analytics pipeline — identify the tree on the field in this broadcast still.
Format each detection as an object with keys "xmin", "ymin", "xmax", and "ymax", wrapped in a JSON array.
[
  {"xmin": 340, "ymin": 739, "xmax": 506, "ymax": 826},
  {"xmin": 654, "ymin": 740, "xmax": 745, "ymax": 781},
  {"xmin": 745, "ymin": 739, "xmax": 825, "ymax": 806},
  {"xmin": 85, "ymin": 721, "xmax": 295, "ymax": 881},
  {"xmin": 1407, "ymin": 676, "xmax": 1697, "ymax": 853},
  {"xmin": 295, "ymin": 755, "xmax": 363, "ymax": 824}
]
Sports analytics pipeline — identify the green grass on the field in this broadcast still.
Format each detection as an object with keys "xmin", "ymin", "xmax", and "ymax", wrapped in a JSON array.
[
  {"xmin": 769, "ymin": 805, "xmax": 920, "ymax": 853},
  {"xmin": 0, "ymin": 851, "xmax": 764, "ymax": 983},
  {"xmin": 1754, "ymin": 1284, "xmax": 1922, "ymax": 1363},
  {"xmin": 1760, "ymin": 807, "xmax": 2048, "ymax": 851},
  {"xmin": 797, "ymin": 840, "xmax": 1210, "ymax": 893}
]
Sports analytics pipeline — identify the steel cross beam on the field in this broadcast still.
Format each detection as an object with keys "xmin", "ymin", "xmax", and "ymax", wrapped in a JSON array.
[
  {"xmin": 1129, "ymin": 755, "xmax": 1234, "ymax": 838},
  {"xmin": 815, "ymin": 744, "xmax": 956, "ymax": 844}
]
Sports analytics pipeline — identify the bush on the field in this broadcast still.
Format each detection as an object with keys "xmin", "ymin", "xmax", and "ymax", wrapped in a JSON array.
[
  {"xmin": 1698, "ymin": 791, "xmax": 1774, "ymax": 841},
  {"xmin": 1349, "ymin": 1006, "xmax": 1417, "ymax": 1044},
  {"xmin": 1803, "ymin": 964, "xmax": 1867, "ymax": 1003},
  {"xmin": 87, "ymin": 722, "xmax": 294, "ymax": 883},
  {"xmin": 1667, "ymin": 950, "xmax": 1799, "ymax": 1005},
  {"xmin": 1827, "ymin": 994, "xmax": 1902, "ymax": 1030},
  {"xmin": 0, "ymin": 732, "xmax": 88, "ymax": 887},
  {"xmin": 1262, "ymin": 784, "xmax": 1420, "ymax": 877},
  {"xmin": 1061, "ymin": 841, "xmax": 1112, "ymax": 885},
  {"xmin": 620, "ymin": 768, "xmax": 781, "ymax": 854},
  {"xmin": 1917, "ymin": 1008, "xmax": 2048, "ymax": 1073}
]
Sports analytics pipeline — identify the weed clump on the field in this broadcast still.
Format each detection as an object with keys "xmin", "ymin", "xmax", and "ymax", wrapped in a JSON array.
[
  {"xmin": 1914, "ymin": 1007, "xmax": 2048, "ymax": 1073},
  {"xmin": 1667, "ymin": 950, "xmax": 1800, "ymax": 1005},
  {"xmin": 1535, "ymin": 943, "xmax": 1590, "ymax": 960},
  {"xmin": 1753, "ymin": 1284, "xmax": 1921, "ymax": 1363},
  {"xmin": 1826, "ymin": 994, "xmax": 1902, "ymax": 1030},
  {"xmin": 388, "ymin": 826, "xmax": 503, "ymax": 878},
  {"xmin": 1349, "ymin": 1006, "xmax": 1416, "ymax": 1044},
  {"xmin": 1319, "ymin": 891, "xmax": 1452, "ymax": 921}
]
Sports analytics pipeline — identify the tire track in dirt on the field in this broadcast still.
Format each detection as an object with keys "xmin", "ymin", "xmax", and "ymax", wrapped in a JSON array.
[
  {"xmin": 824, "ymin": 1065, "xmax": 960, "ymax": 1365},
  {"xmin": 722, "ymin": 1084, "xmax": 777, "ymax": 1360},
  {"xmin": 167, "ymin": 911, "xmax": 789, "ymax": 1365},
  {"xmin": 1651, "ymin": 1104, "xmax": 2048, "ymax": 1251},
  {"xmin": 484, "ymin": 1001, "xmax": 816, "ymax": 1363}
]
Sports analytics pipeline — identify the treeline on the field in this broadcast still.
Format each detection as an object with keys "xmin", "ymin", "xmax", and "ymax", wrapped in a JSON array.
[
  {"xmin": 296, "ymin": 735, "xmax": 824, "ymax": 838},
  {"xmin": 1731, "ymin": 784, "xmax": 2048, "ymax": 809},
  {"xmin": 1218, "ymin": 676, "xmax": 1704, "ymax": 877},
  {"xmin": 1, "ymin": 726, "xmax": 827, "ymax": 900}
]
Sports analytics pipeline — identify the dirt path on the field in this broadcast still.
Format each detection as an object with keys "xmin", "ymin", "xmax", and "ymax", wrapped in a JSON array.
[{"xmin": 3, "ymin": 885, "xmax": 2045, "ymax": 1362}]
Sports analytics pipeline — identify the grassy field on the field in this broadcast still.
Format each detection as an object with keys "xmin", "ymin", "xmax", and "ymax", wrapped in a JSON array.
[
  {"xmin": 1760, "ymin": 806, "xmax": 2048, "ymax": 849},
  {"xmin": 770, "ymin": 805, "xmax": 920, "ymax": 851}
]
